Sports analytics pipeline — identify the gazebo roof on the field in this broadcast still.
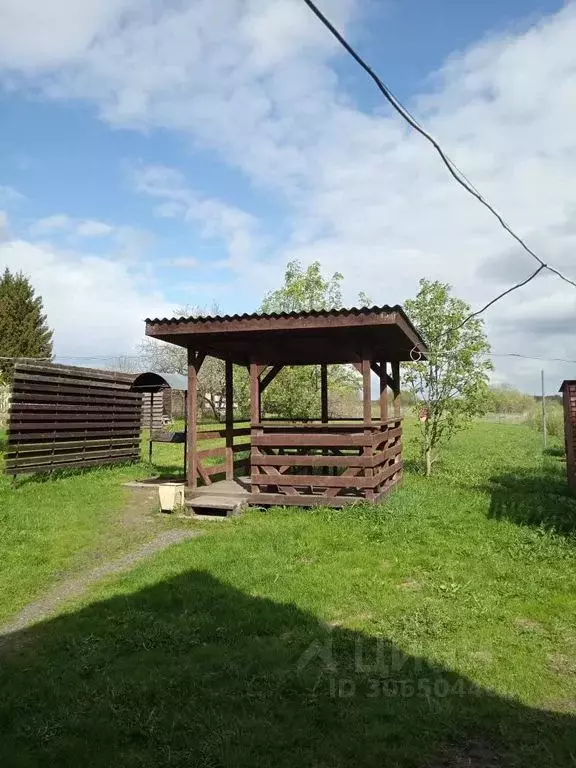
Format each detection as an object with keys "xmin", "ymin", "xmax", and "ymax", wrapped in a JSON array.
[{"xmin": 145, "ymin": 305, "xmax": 428, "ymax": 366}]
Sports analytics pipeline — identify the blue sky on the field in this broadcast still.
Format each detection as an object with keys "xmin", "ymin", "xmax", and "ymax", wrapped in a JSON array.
[{"xmin": 0, "ymin": 0, "xmax": 575, "ymax": 391}]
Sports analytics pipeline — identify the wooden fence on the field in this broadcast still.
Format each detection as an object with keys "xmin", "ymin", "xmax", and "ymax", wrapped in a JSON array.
[{"xmin": 5, "ymin": 363, "xmax": 142, "ymax": 476}]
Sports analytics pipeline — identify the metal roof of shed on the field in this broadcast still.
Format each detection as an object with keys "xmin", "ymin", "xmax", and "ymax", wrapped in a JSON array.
[{"xmin": 131, "ymin": 371, "xmax": 188, "ymax": 392}]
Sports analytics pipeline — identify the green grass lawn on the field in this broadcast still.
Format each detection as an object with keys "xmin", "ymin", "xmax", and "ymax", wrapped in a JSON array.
[{"xmin": 1, "ymin": 422, "xmax": 576, "ymax": 766}]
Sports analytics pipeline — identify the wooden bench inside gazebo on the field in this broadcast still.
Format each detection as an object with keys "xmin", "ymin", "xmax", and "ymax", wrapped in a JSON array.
[{"xmin": 145, "ymin": 306, "xmax": 427, "ymax": 508}]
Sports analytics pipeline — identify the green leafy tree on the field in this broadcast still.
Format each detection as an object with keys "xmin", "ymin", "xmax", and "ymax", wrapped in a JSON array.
[
  {"xmin": 486, "ymin": 385, "xmax": 534, "ymax": 415},
  {"xmin": 404, "ymin": 279, "xmax": 492, "ymax": 476},
  {"xmin": 0, "ymin": 268, "xmax": 53, "ymax": 381},
  {"xmin": 260, "ymin": 260, "xmax": 364, "ymax": 419}
]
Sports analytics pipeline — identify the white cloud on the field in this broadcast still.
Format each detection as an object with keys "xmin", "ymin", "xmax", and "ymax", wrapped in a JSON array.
[
  {"xmin": 0, "ymin": 0, "xmax": 136, "ymax": 71},
  {"xmin": 133, "ymin": 163, "xmax": 264, "ymax": 269},
  {"xmin": 0, "ymin": 210, "xmax": 9, "ymax": 241},
  {"xmin": 76, "ymin": 219, "xmax": 114, "ymax": 237},
  {"xmin": 165, "ymin": 257, "xmax": 198, "ymax": 268},
  {"xmin": 29, "ymin": 214, "xmax": 72, "ymax": 234},
  {"xmin": 3, "ymin": 0, "xmax": 576, "ymax": 389},
  {"xmin": 0, "ymin": 235, "xmax": 171, "ymax": 358},
  {"xmin": 0, "ymin": 184, "xmax": 25, "ymax": 206},
  {"xmin": 30, "ymin": 214, "xmax": 114, "ymax": 238}
]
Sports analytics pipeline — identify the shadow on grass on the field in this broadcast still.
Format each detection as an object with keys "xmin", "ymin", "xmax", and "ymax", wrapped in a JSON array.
[
  {"xmin": 544, "ymin": 446, "xmax": 566, "ymax": 458},
  {"xmin": 9, "ymin": 460, "xmax": 150, "ymax": 488},
  {"xmin": 0, "ymin": 570, "xmax": 574, "ymax": 767},
  {"xmin": 489, "ymin": 461, "xmax": 576, "ymax": 537}
]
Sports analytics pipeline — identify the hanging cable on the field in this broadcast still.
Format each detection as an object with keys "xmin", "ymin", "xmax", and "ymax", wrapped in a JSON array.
[{"xmin": 301, "ymin": 0, "xmax": 576, "ymax": 328}]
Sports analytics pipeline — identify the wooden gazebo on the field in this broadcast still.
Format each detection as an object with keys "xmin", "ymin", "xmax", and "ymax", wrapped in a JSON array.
[{"xmin": 145, "ymin": 306, "xmax": 427, "ymax": 508}]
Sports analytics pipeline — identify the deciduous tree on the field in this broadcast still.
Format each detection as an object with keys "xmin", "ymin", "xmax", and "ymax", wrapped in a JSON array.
[{"xmin": 404, "ymin": 279, "xmax": 492, "ymax": 476}]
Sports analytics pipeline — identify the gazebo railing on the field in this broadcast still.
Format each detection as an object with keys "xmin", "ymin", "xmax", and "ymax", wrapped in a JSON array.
[{"xmin": 250, "ymin": 418, "xmax": 402, "ymax": 506}]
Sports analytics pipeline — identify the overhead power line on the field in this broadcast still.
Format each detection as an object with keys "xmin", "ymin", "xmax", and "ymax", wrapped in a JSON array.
[{"xmin": 301, "ymin": 0, "xmax": 576, "ymax": 323}]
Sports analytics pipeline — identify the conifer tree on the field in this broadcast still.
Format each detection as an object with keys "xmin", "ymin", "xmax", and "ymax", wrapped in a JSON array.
[{"xmin": 0, "ymin": 268, "xmax": 53, "ymax": 381}]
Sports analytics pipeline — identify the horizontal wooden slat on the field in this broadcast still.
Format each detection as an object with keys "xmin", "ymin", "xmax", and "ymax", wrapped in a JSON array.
[
  {"xmin": 11, "ymin": 411, "xmax": 140, "ymax": 423},
  {"xmin": 6, "ymin": 454, "xmax": 140, "ymax": 476},
  {"xmin": 252, "ymin": 433, "xmax": 372, "ymax": 448},
  {"xmin": 197, "ymin": 443, "xmax": 247, "ymax": 460},
  {"xmin": 251, "ymin": 420, "xmax": 401, "ymax": 430},
  {"xmin": 13, "ymin": 371, "xmax": 134, "ymax": 391},
  {"xmin": 249, "ymin": 493, "xmax": 361, "ymax": 508},
  {"xmin": 8, "ymin": 428, "xmax": 140, "ymax": 441},
  {"xmin": 372, "ymin": 444, "xmax": 402, "ymax": 467},
  {"xmin": 7, "ymin": 438, "xmax": 140, "ymax": 456},
  {"xmin": 11, "ymin": 391, "xmax": 142, "ymax": 407},
  {"xmin": 372, "ymin": 460, "xmax": 403, "ymax": 487},
  {"xmin": 251, "ymin": 452, "xmax": 371, "ymax": 468},
  {"xmin": 15, "ymin": 362, "xmax": 134, "ymax": 383},
  {"xmin": 5, "ymin": 447, "xmax": 139, "ymax": 469},
  {"xmin": 251, "ymin": 472, "xmax": 376, "ymax": 489},
  {"xmin": 11, "ymin": 401, "xmax": 141, "ymax": 414},
  {"xmin": 11, "ymin": 385, "xmax": 141, "ymax": 402},
  {"xmin": 197, "ymin": 427, "xmax": 251, "ymax": 440},
  {"xmin": 9, "ymin": 420, "xmax": 141, "ymax": 432}
]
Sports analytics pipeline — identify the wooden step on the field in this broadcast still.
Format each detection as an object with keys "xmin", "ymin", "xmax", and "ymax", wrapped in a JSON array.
[{"xmin": 186, "ymin": 495, "xmax": 246, "ymax": 519}]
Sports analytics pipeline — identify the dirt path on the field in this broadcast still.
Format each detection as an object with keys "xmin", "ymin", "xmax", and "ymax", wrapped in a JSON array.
[{"xmin": 0, "ymin": 488, "xmax": 202, "ymax": 649}]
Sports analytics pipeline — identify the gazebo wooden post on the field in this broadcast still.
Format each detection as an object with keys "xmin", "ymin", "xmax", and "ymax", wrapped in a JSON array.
[
  {"xmin": 225, "ymin": 360, "xmax": 234, "ymax": 480},
  {"xmin": 320, "ymin": 364, "xmax": 329, "ymax": 424},
  {"xmin": 361, "ymin": 355, "xmax": 374, "ymax": 500},
  {"xmin": 391, "ymin": 361, "xmax": 401, "ymax": 417},
  {"xmin": 186, "ymin": 350, "xmax": 204, "ymax": 489},
  {"xmin": 379, "ymin": 361, "xmax": 388, "ymax": 422},
  {"xmin": 250, "ymin": 362, "xmax": 262, "ymax": 494}
]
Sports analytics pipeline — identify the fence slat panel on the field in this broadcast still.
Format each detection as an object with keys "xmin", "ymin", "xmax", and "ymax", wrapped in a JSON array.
[{"xmin": 6, "ymin": 363, "xmax": 142, "ymax": 476}]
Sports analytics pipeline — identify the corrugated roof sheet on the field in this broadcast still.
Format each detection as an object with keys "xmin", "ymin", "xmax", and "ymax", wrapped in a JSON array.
[{"xmin": 146, "ymin": 304, "xmax": 401, "ymax": 325}]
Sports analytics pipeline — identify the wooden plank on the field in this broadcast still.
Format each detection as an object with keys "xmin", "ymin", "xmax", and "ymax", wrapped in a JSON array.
[
  {"xmin": 7, "ymin": 454, "xmax": 140, "ymax": 476},
  {"xmin": 252, "ymin": 433, "xmax": 373, "ymax": 448},
  {"xmin": 5, "ymin": 448, "xmax": 139, "ymax": 469},
  {"xmin": 11, "ymin": 394, "xmax": 143, "ymax": 409},
  {"xmin": 10, "ymin": 385, "xmax": 141, "ymax": 402},
  {"xmin": 12, "ymin": 371, "xmax": 134, "ymax": 391},
  {"xmin": 9, "ymin": 419, "xmax": 141, "ymax": 431},
  {"xmin": 251, "ymin": 452, "xmax": 372, "ymax": 468},
  {"xmin": 187, "ymin": 349, "xmax": 199, "ymax": 488},
  {"xmin": 11, "ymin": 411, "xmax": 140, "ymax": 422},
  {"xmin": 196, "ymin": 427, "xmax": 251, "ymax": 440},
  {"xmin": 6, "ymin": 437, "xmax": 140, "ymax": 454},
  {"xmin": 250, "ymin": 422, "xmax": 386, "ymax": 431},
  {"xmin": 250, "ymin": 362, "xmax": 260, "ymax": 425},
  {"xmin": 197, "ymin": 447, "xmax": 226, "ymax": 460},
  {"xmin": 8, "ymin": 428, "xmax": 140, "ymax": 442},
  {"xmin": 325, "ymin": 467, "xmax": 363, "ymax": 497},
  {"xmin": 391, "ymin": 360, "xmax": 401, "ymax": 417},
  {"xmin": 258, "ymin": 465, "xmax": 298, "ymax": 495},
  {"xmin": 249, "ymin": 493, "xmax": 362, "ymax": 508},
  {"xmin": 362, "ymin": 357, "xmax": 372, "ymax": 424},
  {"xmin": 372, "ymin": 444, "xmax": 402, "ymax": 467},
  {"xmin": 225, "ymin": 359, "xmax": 234, "ymax": 480},
  {"xmin": 252, "ymin": 472, "xmax": 375, "ymax": 489},
  {"xmin": 14, "ymin": 362, "xmax": 134, "ymax": 384},
  {"xmin": 372, "ymin": 460, "xmax": 404, "ymax": 488},
  {"xmin": 379, "ymin": 361, "xmax": 388, "ymax": 422},
  {"xmin": 260, "ymin": 364, "xmax": 283, "ymax": 393},
  {"xmin": 321, "ymin": 363, "xmax": 328, "ymax": 424}
]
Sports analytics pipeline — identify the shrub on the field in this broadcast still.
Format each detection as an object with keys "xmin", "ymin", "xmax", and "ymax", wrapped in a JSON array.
[{"xmin": 525, "ymin": 402, "xmax": 565, "ymax": 438}]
